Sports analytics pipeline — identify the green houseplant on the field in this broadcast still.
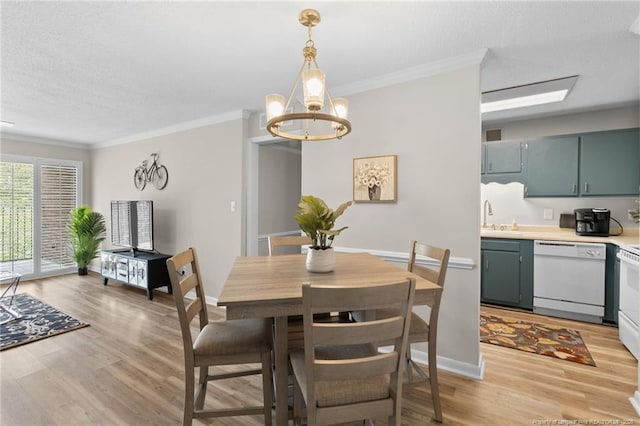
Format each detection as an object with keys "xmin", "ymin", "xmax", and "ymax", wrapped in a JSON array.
[
  {"xmin": 68, "ymin": 205, "xmax": 107, "ymax": 275},
  {"xmin": 295, "ymin": 195, "xmax": 352, "ymax": 272}
]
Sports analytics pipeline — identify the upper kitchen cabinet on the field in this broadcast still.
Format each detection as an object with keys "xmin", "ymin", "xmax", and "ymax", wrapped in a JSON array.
[
  {"xmin": 524, "ymin": 135, "xmax": 579, "ymax": 197},
  {"xmin": 579, "ymin": 128, "xmax": 640, "ymax": 196},
  {"xmin": 481, "ymin": 140, "xmax": 524, "ymax": 184}
]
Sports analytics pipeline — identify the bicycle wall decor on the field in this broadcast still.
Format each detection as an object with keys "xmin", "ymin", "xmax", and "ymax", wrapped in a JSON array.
[{"xmin": 134, "ymin": 153, "xmax": 169, "ymax": 190}]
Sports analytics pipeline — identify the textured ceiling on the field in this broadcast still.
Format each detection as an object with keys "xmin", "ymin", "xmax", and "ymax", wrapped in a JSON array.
[{"xmin": 1, "ymin": 1, "xmax": 638, "ymax": 147}]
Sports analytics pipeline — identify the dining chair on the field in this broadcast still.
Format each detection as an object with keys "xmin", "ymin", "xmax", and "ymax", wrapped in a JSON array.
[
  {"xmin": 267, "ymin": 234, "xmax": 312, "ymax": 256},
  {"xmin": 166, "ymin": 247, "xmax": 273, "ymax": 426},
  {"xmin": 267, "ymin": 233, "xmax": 336, "ymax": 347},
  {"xmin": 290, "ymin": 278, "xmax": 416, "ymax": 426},
  {"xmin": 352, "ymin": 240, "xmax": 450, "ymax": 422}
]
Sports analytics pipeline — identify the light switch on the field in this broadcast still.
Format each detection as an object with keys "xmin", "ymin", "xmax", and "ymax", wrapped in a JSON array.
[
  {"xmin": 543, "ymin": 208, "xmax": 553, "ymax": 220},
  {"xmin": 230, "ymin": 201, "xmax": 236, "ymax": 212}
]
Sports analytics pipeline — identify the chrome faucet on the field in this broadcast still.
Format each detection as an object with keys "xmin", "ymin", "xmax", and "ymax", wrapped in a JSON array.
[{"xmin": 483, "ymin": 200, "xmax": 494, "ymax": 229}]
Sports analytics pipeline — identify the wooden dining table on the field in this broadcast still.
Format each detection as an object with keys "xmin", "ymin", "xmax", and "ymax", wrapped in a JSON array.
[{"xmin": 218, "ymin": 251, "xmax": 443, "ymax": 426}]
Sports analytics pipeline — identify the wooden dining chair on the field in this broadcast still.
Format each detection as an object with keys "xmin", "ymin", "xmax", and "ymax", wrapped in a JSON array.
[
  {"xmin": 404, "ymin": 240, "xmax": 450, "ymax": 422},
  {"xmin": 290, "ymin": 278, "xmax": 416, "ymax": 426},
  {"xmin": 267, "ymin": 233, "xmax": 335, "ymax": 347},
  {"xmin": 167, "ymin": 247, "xmax": 273, "ymax": 426},
  {"xmin": 267, "ymin": 235, "xmax": 312, "ymax": 256},
  {"xmin": 351, "ymin": 240, "xmax": 450, "ymax": 422}
]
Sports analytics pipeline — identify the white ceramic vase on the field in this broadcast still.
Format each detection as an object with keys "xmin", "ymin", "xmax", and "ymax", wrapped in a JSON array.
[{"xmin": 306, "ymin": 247, "xmax": 335, "ymax": 273}]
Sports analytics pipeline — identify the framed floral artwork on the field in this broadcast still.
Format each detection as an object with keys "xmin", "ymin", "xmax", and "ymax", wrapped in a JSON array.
[{"xmin": 353, "ymin": 155, "xmax": 397, "ymax": 202}]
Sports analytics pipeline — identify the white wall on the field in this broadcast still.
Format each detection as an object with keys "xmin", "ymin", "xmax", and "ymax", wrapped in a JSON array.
[
  {"xmin": 91, "ymin": 119, "xmax": 245, "ymax": 299},
  {"xmin": 301, "ymin": 65, "xmax": 482, "ymax": 372},
  {"xmin": 481, "ymin": 106, "xmax": 640, "ymax": 228},
  {"xmin": 257, "ymin": 143, "xmax": 301, "ymax": 255}
]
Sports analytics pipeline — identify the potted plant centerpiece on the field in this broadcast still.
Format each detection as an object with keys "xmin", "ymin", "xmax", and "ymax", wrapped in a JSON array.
[
  {"xmin": 295, "ymin": 195, "xmax": 352, "ymax": 272},
  {"xmin": 68, "ymin": 205, "xmax": 107, "ymax": 275}
]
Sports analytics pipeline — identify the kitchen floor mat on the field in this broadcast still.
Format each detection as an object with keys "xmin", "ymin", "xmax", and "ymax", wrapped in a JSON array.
[{"xmin": 480, "ymin": 314, "xmax": 596, "ymax": 366}]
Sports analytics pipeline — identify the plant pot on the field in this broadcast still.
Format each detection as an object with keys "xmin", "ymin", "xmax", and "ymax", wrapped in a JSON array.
[
  {"xmin": 306, "ymin": 248, "xmax": 335, "ymax": 273},
  {"xmin": 78, "ymin": 267, "xmax": 88, "ymax": 276}
]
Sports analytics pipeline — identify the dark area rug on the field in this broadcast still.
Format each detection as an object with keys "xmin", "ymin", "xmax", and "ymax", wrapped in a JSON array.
[
  {"xmin": 1, "ymin": 293, "xmax": 89, "ymax": 351},
  {"xmin": 480, "ymin": 314, "xmax": 596, "ymax": 366}
]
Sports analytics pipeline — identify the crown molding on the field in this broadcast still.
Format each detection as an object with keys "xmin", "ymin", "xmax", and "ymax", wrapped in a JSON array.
[
  {"xmin": 4, "ymin": 49, "xmax": 489, "ymax": 150},
  {"xmin": 333, "ymin": 48, "xmax": 489, "ymax": 97},
  {"xmin": 0, "ymin": 131, "xmax": 92, "ymax": 149},
  {"xmin": 94, "ymin": 109, "xmax": 248, "ymax": 149}
]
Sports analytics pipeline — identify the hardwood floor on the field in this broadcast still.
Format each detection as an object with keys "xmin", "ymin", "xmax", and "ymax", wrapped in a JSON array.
[{"xmin": 1, "ymin": 273, "xmax": 637, "ymax": 425}]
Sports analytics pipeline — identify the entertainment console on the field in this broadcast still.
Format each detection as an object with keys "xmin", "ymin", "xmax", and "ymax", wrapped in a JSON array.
[{"xmin": 101, "ymin": 249, "xmax": 172, "ymax": 300}]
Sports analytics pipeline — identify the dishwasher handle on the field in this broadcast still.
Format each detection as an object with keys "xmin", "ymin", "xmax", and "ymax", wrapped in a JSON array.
[{"xmin": 535, "ymin": 241, "xmax": 577, "ymax": 248}]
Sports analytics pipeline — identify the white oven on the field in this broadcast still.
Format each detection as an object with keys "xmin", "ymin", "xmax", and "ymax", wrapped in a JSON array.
[{"xmin": 618, "ymin": 244, "xmax": 639, "ymax": 360}]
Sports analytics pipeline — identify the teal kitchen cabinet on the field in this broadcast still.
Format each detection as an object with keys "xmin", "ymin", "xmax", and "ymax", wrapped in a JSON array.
[
  {"xmin": 579, "ymin": 128, "xmax": 640, "ymax": 196},
  {"xmin": 524, "ymin": 135, "xmax": 579, "ymax": 197},
  {"xmin": 481, "ymin": 238, "xmax": 533, "ymax": 309},
  {"xmin": 481, "ymin": 140, "xmax": 524, "ymax": 184}
]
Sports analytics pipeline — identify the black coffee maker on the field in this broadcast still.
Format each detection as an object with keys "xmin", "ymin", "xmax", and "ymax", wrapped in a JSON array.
[{"xmin": 574, "ymin": 208, "xmax": 610, "ymax": 237}]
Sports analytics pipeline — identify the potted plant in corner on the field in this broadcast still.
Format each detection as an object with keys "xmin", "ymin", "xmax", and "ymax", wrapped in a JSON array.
[
  {"xmin": 295, "ymin": 195, "xmax": 352, "ymax": 273},
  {"xmin": 68, "ymin": 205, "xmax": 107, "ymax": 275}
]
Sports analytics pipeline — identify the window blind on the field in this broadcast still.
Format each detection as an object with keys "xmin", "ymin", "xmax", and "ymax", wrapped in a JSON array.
[{"xmin": 40, "ymin": 164, "xmax": 78, "ymax": 271}]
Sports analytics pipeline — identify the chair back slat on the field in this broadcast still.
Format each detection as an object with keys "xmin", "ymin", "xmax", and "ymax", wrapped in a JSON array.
[
  {"xmin": 315, "ymin": 352, "xmax": 399, "ymax": 381},
  {"xmin": 180, "ymin": 273, "xmax": 199, "ymax": 296},
  {"xmin": 313, "ymin": 317, "xmax": 404, "ymax": 346},
  {"xmin": 309, "ymin": 281, "xmax": 413, "ymax": 313},
  {"xmin": 268, "ymin": 235, "xmax": 312, "ymax": 256},
  {"xmin": 185, "ymin": 298, "xmax": 203, "ymax": 324}
]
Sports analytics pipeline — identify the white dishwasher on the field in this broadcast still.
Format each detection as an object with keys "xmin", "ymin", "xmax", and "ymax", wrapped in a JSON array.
[{"xmin": 533, "ymin": 240, "xmax": 606, "ymax": 323}]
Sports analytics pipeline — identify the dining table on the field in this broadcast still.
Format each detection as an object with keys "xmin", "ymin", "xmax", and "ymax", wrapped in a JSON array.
[{"xmin": 218, "ymin": 251, "xmax": 443, "ymax": 426}]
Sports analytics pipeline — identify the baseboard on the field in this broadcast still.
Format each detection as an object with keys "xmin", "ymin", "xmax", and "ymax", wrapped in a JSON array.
[
  {"xmin": 409, "ymin": 348, "xmax": 485, "ymax": 380},
  {"xmin": 631, "ymin": 390, "xmax": 640, "ymax": 416}
]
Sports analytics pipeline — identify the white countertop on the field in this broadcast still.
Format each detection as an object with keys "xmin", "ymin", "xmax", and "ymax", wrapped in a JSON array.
[{"xmin": 481, "ymin": 225, "xmax": 639, "ymax": 247}]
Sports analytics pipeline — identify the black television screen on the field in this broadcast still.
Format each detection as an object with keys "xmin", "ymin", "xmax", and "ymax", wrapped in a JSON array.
[{"xmin": 110, "ymin": 200, "xmax": 154, "ymax": 251}]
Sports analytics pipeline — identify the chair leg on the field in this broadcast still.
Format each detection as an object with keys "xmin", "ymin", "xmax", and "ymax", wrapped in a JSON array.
[
  {"xmin": 293, "ymin": 376, "xmax": 301, "ymax": 425},
  {"xmin": 183, "ymin": 363, "xmax": 195, "ymax": 426},
  {"xmin": 195, "ymin": 366, "xmax": 208, "ymax": 410},
  {"xmin": 428, "ymin": 342, "xmax": 443, "ymax": 423},
  {"xmin": 261, "ymin": 351, "xmax": 273, "ymax": 426}
]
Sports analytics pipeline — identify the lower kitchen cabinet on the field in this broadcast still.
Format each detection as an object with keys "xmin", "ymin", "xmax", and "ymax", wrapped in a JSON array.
[{"xmin": 481, "ymin": 238, "xmax": 533, "ymax": 310}]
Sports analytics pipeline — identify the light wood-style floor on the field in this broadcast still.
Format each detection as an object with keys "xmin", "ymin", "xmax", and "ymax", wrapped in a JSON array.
[{"xmin": 1, "ymin": 273, "xmax": 637, "ymax": 425}]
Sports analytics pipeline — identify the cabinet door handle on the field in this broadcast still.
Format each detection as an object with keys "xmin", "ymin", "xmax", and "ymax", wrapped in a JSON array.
[
  {"xmin": 572, "ymin": 183, "xmax": 576, "ymax": 193},
  {"xmin": 584, "ymin": 182, "xmax": 589, "ymax": 193},
  {"xmin": 485, "ymin": 259, "xmax": 489, "ymax": 270}
]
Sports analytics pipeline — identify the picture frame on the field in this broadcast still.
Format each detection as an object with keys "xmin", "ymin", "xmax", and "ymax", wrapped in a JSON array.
[{"xmin": 353, "ymin": 154, "xmax": 397, "ymax": 202}]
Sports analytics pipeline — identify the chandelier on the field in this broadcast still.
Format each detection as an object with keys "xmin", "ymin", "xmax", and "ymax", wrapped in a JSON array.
[{"xmin": 265, "ymin": 9, "xmax": 352, "ymax": 141}]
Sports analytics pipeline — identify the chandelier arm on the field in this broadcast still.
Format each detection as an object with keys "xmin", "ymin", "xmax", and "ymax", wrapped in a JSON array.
[{"xmin": 283, "ymin": 59, "xmax": 309, "ymax": 113}]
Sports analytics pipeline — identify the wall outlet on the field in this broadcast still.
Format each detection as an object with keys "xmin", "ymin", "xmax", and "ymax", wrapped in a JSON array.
[{"xmin": 543, "ymin": 208, "xmax": 554, "ymax": 220}]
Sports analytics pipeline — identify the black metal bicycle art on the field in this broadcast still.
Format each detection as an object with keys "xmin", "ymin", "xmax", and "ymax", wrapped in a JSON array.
[{"xmin": 134, "ymin": 153, "xmax": 169, "ymax": 190}]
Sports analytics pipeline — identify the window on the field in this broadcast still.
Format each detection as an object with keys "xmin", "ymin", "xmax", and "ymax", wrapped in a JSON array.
[{"xmin": 0, "ymin": 155, "xmax": 82, "ymax": 278}]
